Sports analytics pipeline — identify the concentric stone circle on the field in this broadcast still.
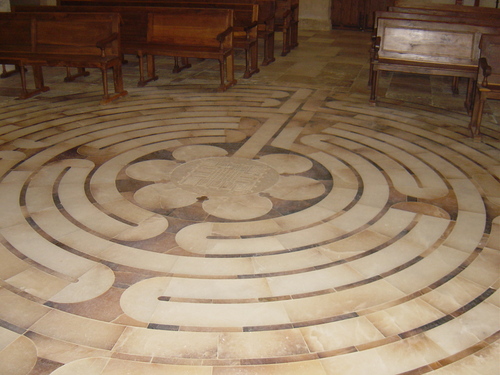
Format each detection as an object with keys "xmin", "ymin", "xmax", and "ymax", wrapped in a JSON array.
[{"xmin": 0, "ymin": 83, "xmax": 498, "ymax": 375}]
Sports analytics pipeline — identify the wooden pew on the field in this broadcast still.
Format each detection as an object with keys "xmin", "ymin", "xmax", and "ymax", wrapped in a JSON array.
[
  {"xmin": 164, "ymin": 0, "xmax": 277, "ymax": 66},
  {"xmin": 469, "ymin": 34, "xmax": 500, "ymax": 139},
  {"xmin": 17, "ymin": 3, "xmax": 258, "ymax": 81},
  {"xmin": 369, "ymin": 10, "xmax": 500, "ymax": 89},
  {"xmin": 369, "ymin": 17, "xmax": 500, "ymax": 108},
  {"xmin": 142, "ymin": 8, "xmax": 237, "ymax": 91},
  {"xmin": 17, "ymin": 1, "xmax": 246, "ymax": 87},
  {"xmin": 0, "ymin": 12, "xmax": 127, "ymax": 104},
  {"xmin": 58, "ymin": 0, "xmax": 294, "ymax": 61}
]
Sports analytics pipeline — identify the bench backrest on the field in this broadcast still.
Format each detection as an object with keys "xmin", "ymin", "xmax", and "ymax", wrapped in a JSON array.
[
  {"xmin": 161, "ymin": 0, "xmax": 275, "ymax": 24},
  {"xmin": 14, "ymin": 5, "xmax": 149, "ymax": 45},
  {"xmin": 147, "ymin": 8, "xmax": 233, "ymax": 48},
  {"xmin": 0, "ymin": 12, "xmax": 121, "ymax": 57},
  {"xmin": 376, "ymin": 17, "xmax": 500, "ymax": 67},
  {"xmin": 389, "ymin": 5, "xmax": 500, "ymax": 19},
  {"xmin": 374, "ymin": 10, "xmax": 500, "ymax": 30},
  {"xmin": 0, "ymin": 15, "xmax": 32, "ymax": 54},
  {"xmin": 58, "ymin": 0, "xmax": 274, "ymax": 27}
]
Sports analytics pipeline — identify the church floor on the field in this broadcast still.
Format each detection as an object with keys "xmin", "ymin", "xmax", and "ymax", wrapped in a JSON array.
[{"xmin": 0, "ymin": 28, "xmax": 499, "ymax": 375}]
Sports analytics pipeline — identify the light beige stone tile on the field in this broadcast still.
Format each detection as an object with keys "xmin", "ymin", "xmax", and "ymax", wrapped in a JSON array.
[
  {"xmin": 30, "ymin": 310, "xmax": 125, "ymax": 350},
  {"xmin": 0, "ymin": 332, "xmax": 37, "ymax": 375},
  {"xmin": 114, "ymin": 327, "xmax": 218, "ymax": 359},
  {"xmin": 218, "ymin": 329, "xmax": 309, "ymax": 359},
  {"xmin": 301, "ymin": 316, "xmax": 385, "ymax": 352}
]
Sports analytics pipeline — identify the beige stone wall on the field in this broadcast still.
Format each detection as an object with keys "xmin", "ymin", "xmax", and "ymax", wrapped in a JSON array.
[
  {"xmin": 299, "ymin": 0, "xmax": 331, "ymax": 31},
  {"xmin": 1, "ymin": 0, "xmax": 11, "ymax": 11}
]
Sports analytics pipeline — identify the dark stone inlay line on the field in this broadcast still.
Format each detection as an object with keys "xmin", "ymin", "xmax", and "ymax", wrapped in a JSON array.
[
  {"xmin": 0, "ymin": 318, "xmax": 26, "ymax": 335},
  {"xmin": 147, "ymin": 323, "xmax": 180, "ymax": 331}
]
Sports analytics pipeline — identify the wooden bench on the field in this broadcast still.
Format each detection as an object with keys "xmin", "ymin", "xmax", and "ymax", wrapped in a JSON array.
[
  {"xmin": 172, "ymin": 0, "xmax": 278, "ymax": 65},
  {"xmin": 369, "ymin": 10, "xmax": 500, "ymax": 90},
  {"xmin": 369, "ymin": 17, "xmax": 500, "ymax": 109},
  {"xmin": 166, "ymin": 0, "xmax": 277, "ymax": 66},
  {"xmin": 59, "ymin": 0, "xmax": 289, "ymax": 63},
  {"xmin": 142, "ymin": 7, "xmax": 236, "ymax": 91},
  {"xmin": 16, "ymin": 4, "xmax": 244, "ymax": 85},
  {"xmin": 0, "ymin": 12, "xmax": 127, "ymax": 104},
  {"xmin": 469, "ymin": 34, "xmax": 500, "ymax": 139},
  {"xmin": 53, "ymin": 1, "xmax": 258, "ymax": 79}
]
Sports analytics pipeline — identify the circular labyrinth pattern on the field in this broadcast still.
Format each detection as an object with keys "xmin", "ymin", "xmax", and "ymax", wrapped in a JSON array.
[{"xmin": 0, "ymin": 84, "xmax": 499, "ymax": 375}]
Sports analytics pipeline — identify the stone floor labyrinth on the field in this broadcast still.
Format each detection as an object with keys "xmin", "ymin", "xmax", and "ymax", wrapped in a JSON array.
[{"xmin": 0, "ymin": 80, "xmax": 498, "ymax": 375}]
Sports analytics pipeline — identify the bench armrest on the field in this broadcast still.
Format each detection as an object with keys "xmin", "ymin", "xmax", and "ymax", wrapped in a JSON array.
[
  {"xmin": 479, "ymin": 57, "xmax": 492, "ymax": 87},
  {"xmin": 244, "ymin": 21, "xmax": 259, "ymax": 33},
  {"xmin": 371, "ymin": 36, "xmax": 381, "ymax": 62},
  {"xmin": 217, "ymin": 26, "xmax": 233, "ymax": 44},
  {"xmin": 96, "ymin": 32, "xmax": 119, "ymax": 56}
]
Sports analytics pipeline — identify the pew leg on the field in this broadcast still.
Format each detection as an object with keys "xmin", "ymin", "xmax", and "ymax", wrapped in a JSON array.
[
  {"xmin": 64, "ymin": 67, "xmax": 90, "ymax": 82},
  {"xmin": 465, "ymin": 78, "xmax": 475, "ymax": 114},
  {"xmin": 172, "ymin": 57, "xmax": 191, "ymax": 73},
  {"xmin": 113, "ymin": 64, "xmax": 126, "ymax": 94},
  {"xmin": 281, "ymin": 27, "xmax": 291, "ymax": 56},
  {"xmin": 17, "ymin": 65, "xmax": 49, "ymax": 100},
  {"xmin": 243, "ymin": 48, "xmax": 251, "ymax": 79},
  {"xmin": 369, "ymin": 70, "xmax": 379, "ymax": 105},
  {"xmin": 1, "ymin": 64, "xmax": 25, "ymax": 78},
  {"xmin": 452, "ymin": 76, "xmax": 460, "ymax": 95},
  {"xmin": 250, "ymin": 41, "xmax": 260, "ymax": 77},
  {"xmin": 33, "ymin": 65, "xmax": 47, "ymax": 91},
  {"xmin": 147, "ymin": 55, "xmax": 158, "ymax": 82},
  {"xmin": 469, "ymin": 89, "xmax": 485, "ymax": 140},
  {"xmin": 101, "ymin": 67, "xmax": 110, "ymax": 103},
  {"xmin": 18, "ymin": 63, "xmax": 30, "ymax": 99},
  {"xmin": 368, "ymin": 36, "xmax": 377, "ymax": 86},
  {"xmin": 243, "ymin": 42, "xmax": 260, "ymax": 79},
  {"xmin": 100, "ymin": 66, "xmax": 127, "ymax": 105},
  {"xmin": 137, "ymin": 54, "xmax": 159, "ymax": 87},
  {"xmin": 261, "ymin": 33, "xmax": 276, "ymax": 66},
  {"xmin": 218, "ymin": 53, "xmax": 237, "ymax": 92}
]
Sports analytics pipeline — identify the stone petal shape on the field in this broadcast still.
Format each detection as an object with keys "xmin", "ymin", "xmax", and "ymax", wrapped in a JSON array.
[
  {"xmin": 172, "ymin": 145, "xmax": 228, "ymax": 162},
  {"xmin": 258, "ymin": 153, "xmax": 313, "ymax": 174},
  {"xmin": 266, "ymin": 175, "xmax": 326, "ymax": 201},
  {"xmin": 202, "ymin": 194, "xmax": 273, "ymax": 220},
  {"xmin": 134, "ymin": 183, "xmax": 199, "ymax": 210},
  {"xmin": 125, "ymin": 160, "xmax": 178, "ymax": 182}
]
